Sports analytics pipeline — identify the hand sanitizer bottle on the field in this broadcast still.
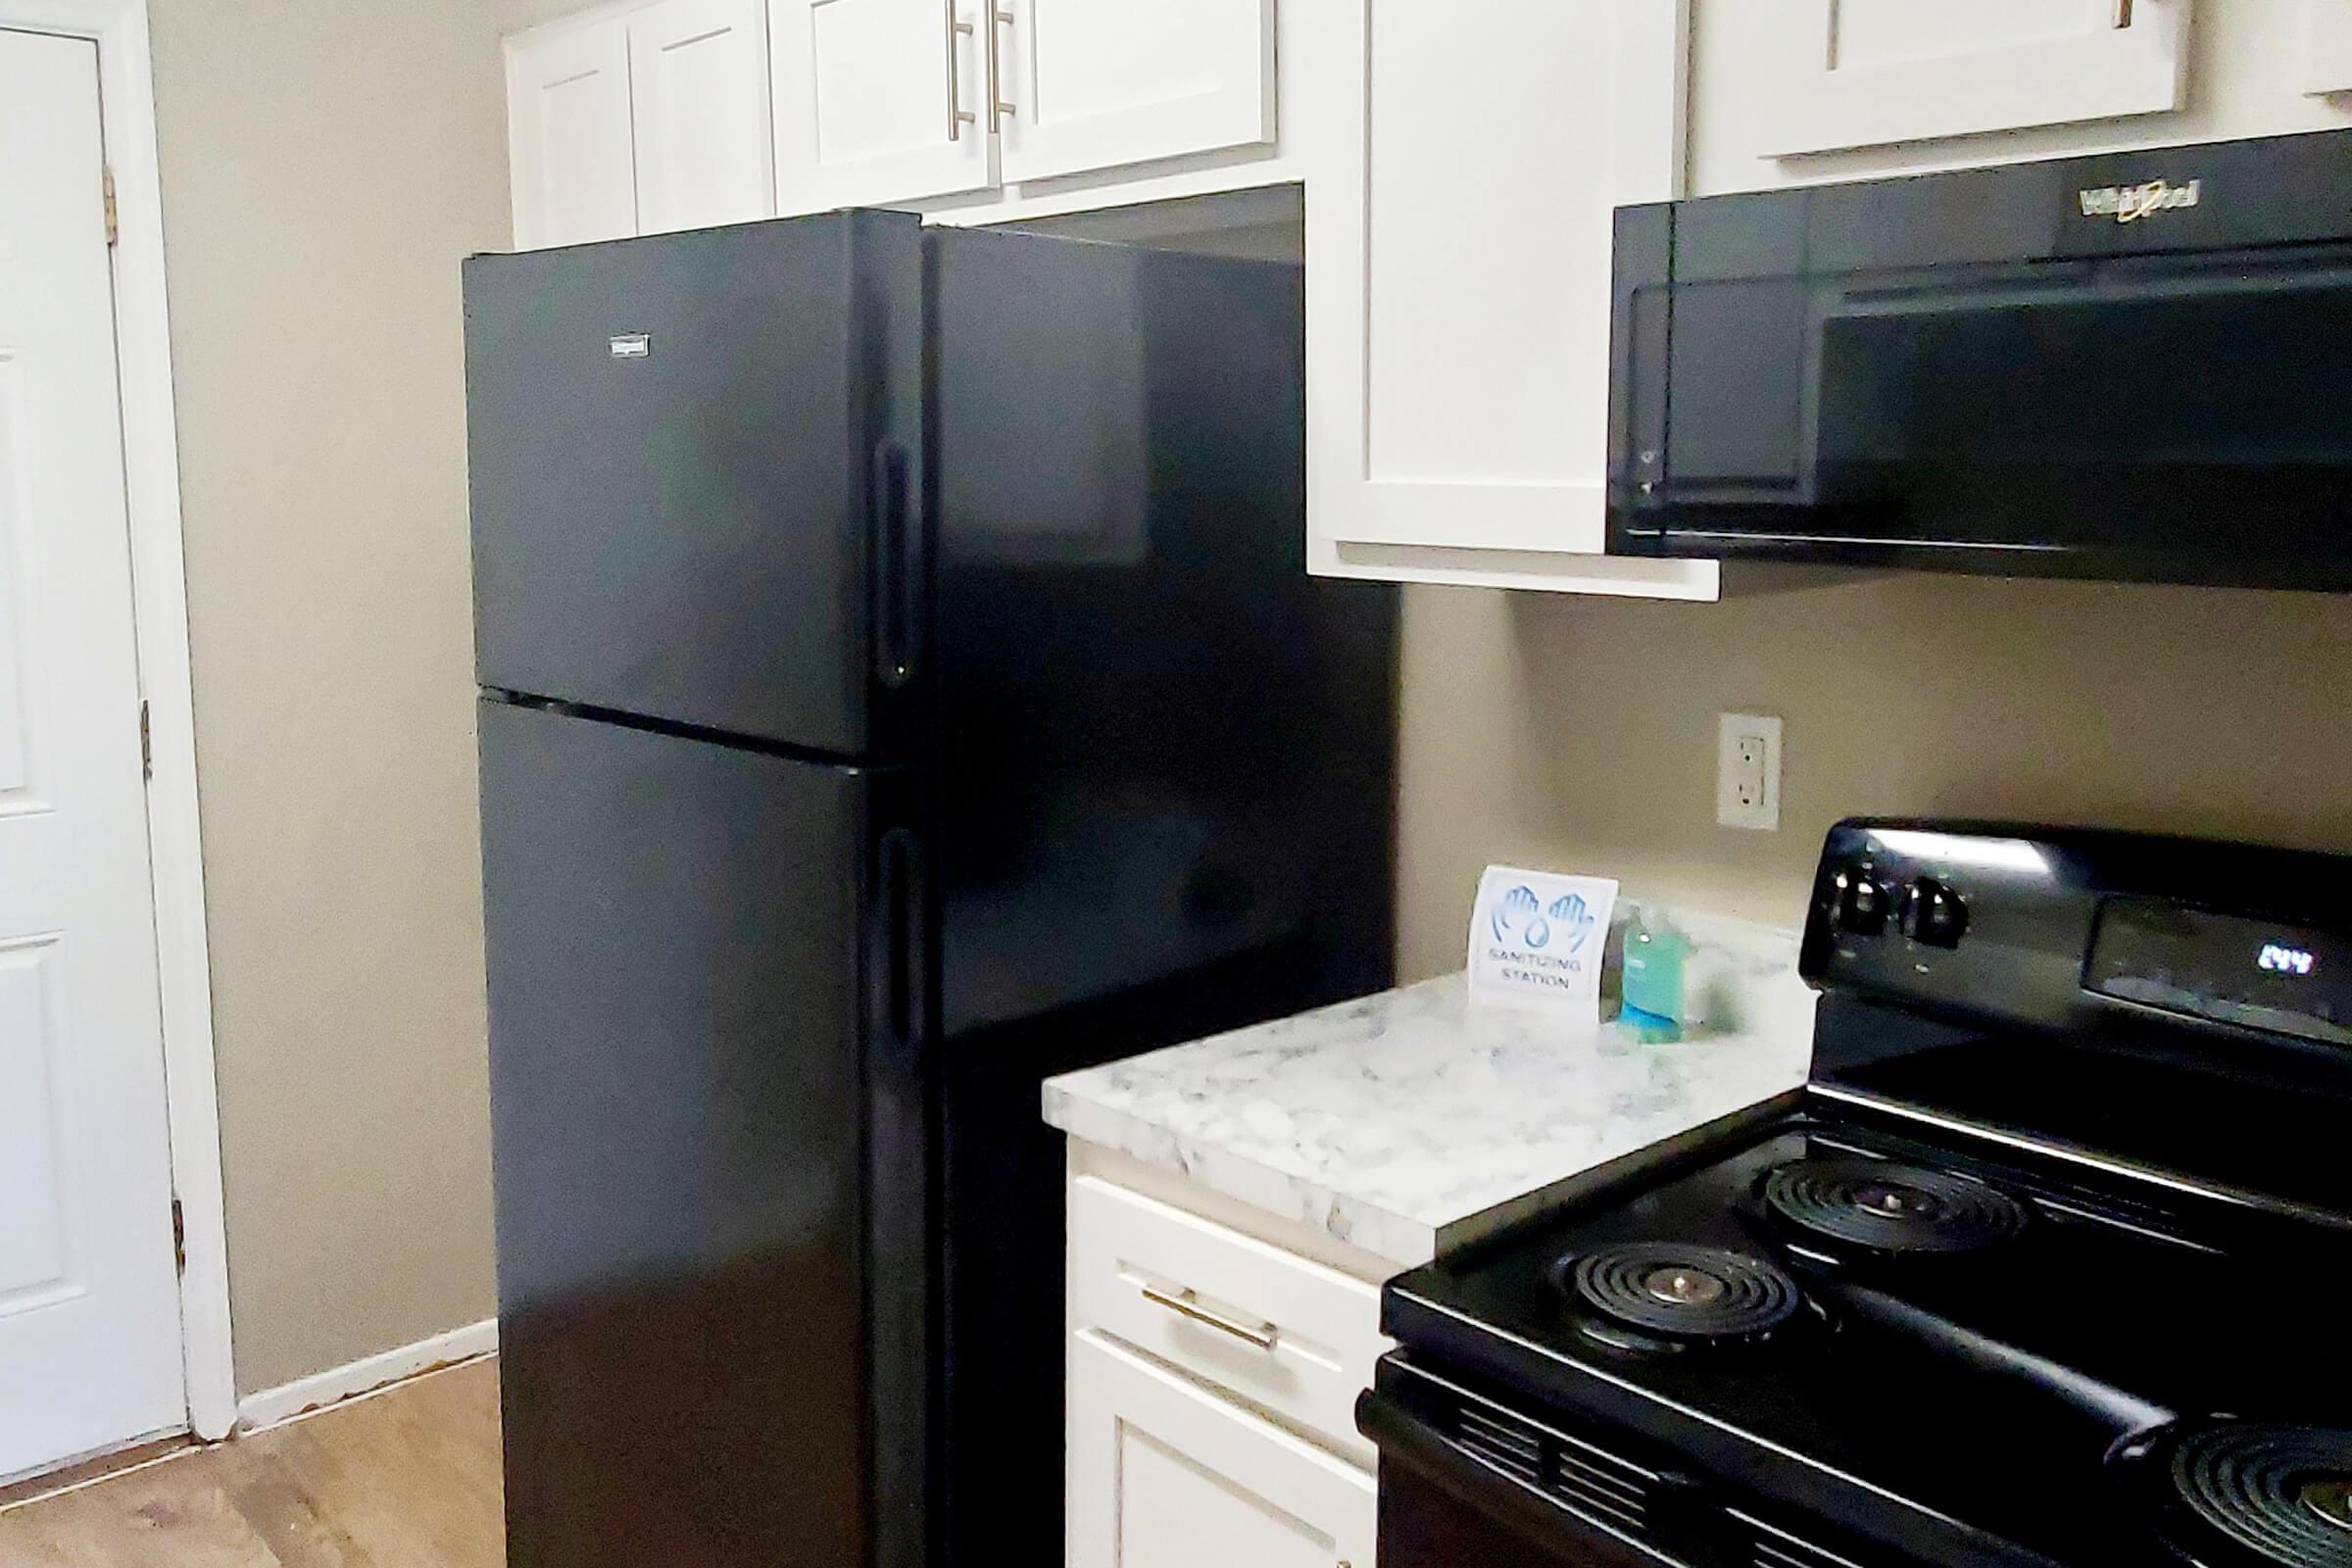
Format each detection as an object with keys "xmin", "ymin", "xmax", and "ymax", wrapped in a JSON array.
[{"xmin": 1619, "ymin": 908, "xmax": 1689, "ymax": 1037}]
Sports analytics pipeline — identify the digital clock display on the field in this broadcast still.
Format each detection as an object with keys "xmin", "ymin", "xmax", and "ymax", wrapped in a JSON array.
[
  {"xmin": 2257, "ymin": 943, "xmax": 2316, "ymax": 977},
  {"xmin": 2086, "ymin": 900, "xmax": 2350, "ymax": 1047}
]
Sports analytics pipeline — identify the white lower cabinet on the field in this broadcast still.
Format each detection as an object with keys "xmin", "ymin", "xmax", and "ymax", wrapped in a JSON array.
[
  {"xmin": 1065, "ymin": 1152, "xmax": 1391, "ymax": 1568},
  {"xmin": 1068, "ymin": 1332, "xmax": 1377, "ymax": 1568}
]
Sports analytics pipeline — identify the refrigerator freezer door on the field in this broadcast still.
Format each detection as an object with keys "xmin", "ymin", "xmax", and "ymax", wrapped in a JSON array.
[
  {"xmin": 464, "ymin": 211, "xmax": 923, "ymax": 757},
  {"xmin": 479, "ymin": 698, "xmax": 912, "ymax": 1568}
]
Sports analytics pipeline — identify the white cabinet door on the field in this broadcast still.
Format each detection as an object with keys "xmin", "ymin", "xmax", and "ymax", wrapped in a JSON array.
[
  {"xmin": 1749, "ymin": 0, "xmax": 2191, "ymax": 156},
  {"xmin": 1068, "ymin": 1332, "xmax": 1376, "ymax": 1568},
  {"xmin": 994, "ymin": 0, "xmax": 1274, "ymax": 185},
  {"xmin": 771, "ymin": 0, "xmax": 994, "ymax": 214},
  {"xmin": 506, "ymin": 19, "xmax": 639, "ymax": 250},
  {"xmin": 1303, "ymin": 0, "xmax": 1718, "ymax": 598},
  {"xmin": 2305, "ymin": 0, "xmax": 2352, "ymax": 95},
  {"xmin": 629, "ymin": 0, "xmax": 776, "ymax": 234}
]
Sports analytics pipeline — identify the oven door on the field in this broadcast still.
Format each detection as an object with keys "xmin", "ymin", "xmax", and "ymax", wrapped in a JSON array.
[{"xmin": 1358, "ymin": 1353, "xmax": 1707, "ymax": 1568}]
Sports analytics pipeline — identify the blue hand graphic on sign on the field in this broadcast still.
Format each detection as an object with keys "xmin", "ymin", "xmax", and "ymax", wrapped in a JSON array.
[
  {"xmin": 1548, "ymin": 893, "xmax": 1596, "ymax": 954},
  {"xmin": 1492, "ymin": 884, "xmax": 1540, "ymax": 944}
]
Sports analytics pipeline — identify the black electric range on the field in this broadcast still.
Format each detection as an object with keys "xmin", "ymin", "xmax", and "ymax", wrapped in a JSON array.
[{"xmin": 1360, "ymin": 820, "xmax": 2352, "ymax": 1568}]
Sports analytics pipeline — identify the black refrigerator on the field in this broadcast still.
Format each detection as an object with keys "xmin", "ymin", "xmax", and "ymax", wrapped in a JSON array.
[{"xmin": 464, "ymin": 209, "xmax": 1396, "ymax": 1568}]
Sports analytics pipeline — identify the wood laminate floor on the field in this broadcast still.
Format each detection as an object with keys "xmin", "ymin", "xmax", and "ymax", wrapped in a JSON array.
[{"xmin": 0, "ymin": 1358, "xmax": 503, "ymax": 1567}]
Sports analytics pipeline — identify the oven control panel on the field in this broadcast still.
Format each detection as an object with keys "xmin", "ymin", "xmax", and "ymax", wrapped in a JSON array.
[{"xmin": 1801, "ymin": 819, "xmax": 2352, "ymax": 1054}]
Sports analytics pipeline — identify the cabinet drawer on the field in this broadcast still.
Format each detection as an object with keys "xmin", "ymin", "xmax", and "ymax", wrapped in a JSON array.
[{"xmin": 1068, "ymin": 1174, "xmax": 1387, "ymax": 1463}]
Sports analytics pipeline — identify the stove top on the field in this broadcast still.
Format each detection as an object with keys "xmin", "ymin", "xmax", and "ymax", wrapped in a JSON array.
[
  {"xmin": 1384, "ymin": 1106, "xmax": 2352, "ymax": 1567},
  {"xmin": 1366, "ymin": 822, "xmax": 2352, "ymax": 1568}
]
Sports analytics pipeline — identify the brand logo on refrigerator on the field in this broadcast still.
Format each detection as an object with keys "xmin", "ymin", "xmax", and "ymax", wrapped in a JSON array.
[
  {"xmin": 2077, "ymin": 178, "xmax": 2202, "ymax": 224},
  {"xmin": 609, "ymin": 332, "xmax": 652, "ymax": 360}
]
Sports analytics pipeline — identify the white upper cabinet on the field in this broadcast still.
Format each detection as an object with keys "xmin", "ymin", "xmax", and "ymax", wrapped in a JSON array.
[
  {"xmin": 1748, "ymin": 0, "xmax": 2191, "ymax": 157},
  {"xmin": 771, "ymin": 0, "xmax": 994, "ymax": 214},
  {"xmin": 1303, "ymin": 0, "xmax": 1718, "ymax": 598},
  {"xmin": 629, "ymin": 0, "xmax": 777, "ymax": 233},
  {"xmin": 510, "ymin": 0, "xmax": 1295, "ymax": 241},
  {"xmin": 507, "ymin": 22, "xmax": 640, "ymax": 249},
  {"xmin": 2304, "ymin": 0, "xmax": 2352, "ymax": 96},
  {"xmin": 993, "ymin": 0, "xmax": 1275, "ymax": 184}
]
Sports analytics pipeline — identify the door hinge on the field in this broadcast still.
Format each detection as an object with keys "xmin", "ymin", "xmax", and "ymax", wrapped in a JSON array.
[
  {"xmin": 172, "ymin": 1197, "xmax": 186, "ymax": 1276},
  {"xmin": 103, "ymin": 165, "xmax": 119, "ymax": 247},
  {"xmin": 139, "ymin": 699, "xmax": 153, "ymax": 780}
]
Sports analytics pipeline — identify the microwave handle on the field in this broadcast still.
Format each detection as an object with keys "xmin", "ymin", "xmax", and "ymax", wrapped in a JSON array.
[{"xmin": 1830, "ymin": 257, "xmax": 2352, "ymax": 322}]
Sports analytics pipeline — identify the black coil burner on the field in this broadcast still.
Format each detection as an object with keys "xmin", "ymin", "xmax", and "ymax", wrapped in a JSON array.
[
  {"xmin": 2152, "ymin": 1424, "xmax": 2352, "ymax": 1568},
  {"xmin": 1762, "ymin": 1157, "xmax": 2029, "ymax": 1254},
  {"xmin": 1565, "ymin": 1243, "xmax": 1802, "ymax": 1343}
]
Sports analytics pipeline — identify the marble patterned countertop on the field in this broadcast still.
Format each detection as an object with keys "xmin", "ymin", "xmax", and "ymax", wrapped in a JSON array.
[{"xmin": 1042, "ymin": 905, "xmax": 1818, "ymax": 1266}]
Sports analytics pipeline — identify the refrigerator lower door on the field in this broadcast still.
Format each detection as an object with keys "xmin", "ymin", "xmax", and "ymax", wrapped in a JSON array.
[{"xmin": 479, "ymin": 698, "xmax": 921, "ymax": 1568}]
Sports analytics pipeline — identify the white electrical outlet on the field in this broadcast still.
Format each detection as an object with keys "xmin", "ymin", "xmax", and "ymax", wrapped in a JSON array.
[{"xmin": 1717, "ymin": 714, "xmax": 1783, "ymax": 831}]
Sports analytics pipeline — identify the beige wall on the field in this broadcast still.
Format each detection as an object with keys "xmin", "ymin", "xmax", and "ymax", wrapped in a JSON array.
[
  {"xmin": 1396, "ymin": 578, "xmax": 2352, "ymax": 978},
  {"xmin": 151, "ymin": 0, "xmax": 508, "ymax": 1394},
  {"xmin": 493, "ymin": 0, "xmax": 595, "ymax": 33},
  {"xmin": 1397, "ymin": 3, "xmax": 2352, "ymax": 980}
]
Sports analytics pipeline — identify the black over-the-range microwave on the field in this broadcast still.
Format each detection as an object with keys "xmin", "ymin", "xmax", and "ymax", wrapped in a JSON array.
[{"xmin": 1606, "ymin": 127, "xmax": 2352, "ymax": 591}]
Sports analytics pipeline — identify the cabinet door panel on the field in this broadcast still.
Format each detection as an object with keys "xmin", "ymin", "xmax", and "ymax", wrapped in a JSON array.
[
  {"xmin": 1302, "ymin": 0, "xmax": 1717, "ymax": 597},
  {"xmin": 1067, "ymin": 1332, "xmax": 1375, "ymax": 1568},
  {"xmin": 1748, "ymin": 0, "xmax": 2190, "ymax": 156},
  {"xmin": 2305, "ymin": 0, "xmax": 2352, "ymax": 95},
  {"xmin": 772, "ymin": 0, "xmax": 994, "ymax": 213},
  {"xmin": 507, "ymin": 22, "xmax": 638, "ymax": 250},
  {"xmin": 629, "ymin": 0, "xmax": 775, "ymax": 234},
  {"xmin": 995, "ymin": 0, "xmax": 1272, "ymax": 184}
]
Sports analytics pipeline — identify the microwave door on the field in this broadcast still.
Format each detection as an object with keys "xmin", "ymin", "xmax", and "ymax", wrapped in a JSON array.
[{"xmin": 1791, "ymin": 255, "xmax": 2352, "ymax": 576}]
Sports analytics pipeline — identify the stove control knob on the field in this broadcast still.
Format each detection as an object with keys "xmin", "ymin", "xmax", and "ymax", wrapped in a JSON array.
[
  {"xmin": 1902, "ymin": 878, "xmax": 1969, "ymax": 948},
  {"xmin": 1833, "ymin": 870, "xmax": 1889, "ymax": 935}
]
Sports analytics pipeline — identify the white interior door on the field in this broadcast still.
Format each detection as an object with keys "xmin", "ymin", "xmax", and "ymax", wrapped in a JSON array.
[
  {"xmin": 506, "ymin": 19, "xmax": 640, "ymax": 250},
  {"xmin": 995, "ymin": 0, "xmax": 1274, "ymax": 185},
  {"xmin": 0, "ymin": 28, "xmax": 187, "ymax": 1480},
  {"xmin": 771, "ymin": 0, "xmax": 995, "ymax": 214},
  {"xmin": 629, "ymin": 0, "xmax": 776, "ymax": 234}
]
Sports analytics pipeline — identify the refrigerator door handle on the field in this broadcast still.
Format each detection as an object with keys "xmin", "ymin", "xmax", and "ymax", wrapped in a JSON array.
[
  {"xmin": 878, "ymin": 826, "xmax": 926, "ymax": 1054},
  {"xmin": 871, "ymin": 440, "xmax": 919, "ymax": 689}
]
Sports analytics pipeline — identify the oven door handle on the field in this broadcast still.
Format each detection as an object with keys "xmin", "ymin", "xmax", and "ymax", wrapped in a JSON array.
[{"xmin": 1354, "ymin": 1389, "xmax": 1689, "ymax": 1567}]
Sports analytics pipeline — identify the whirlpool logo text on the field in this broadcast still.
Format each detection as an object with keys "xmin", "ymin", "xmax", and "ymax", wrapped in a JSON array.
[{"xmin": 2077, "ymin": 177, "xmax": 2201, "ymax": 224}]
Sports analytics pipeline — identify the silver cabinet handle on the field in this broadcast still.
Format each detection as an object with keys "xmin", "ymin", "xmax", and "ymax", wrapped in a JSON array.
[
  {"xmin": 987, "ymin": 6, "xmax": 1014, "ymax": 131},
  {"xmin": 1140, "ymin": 1285, "xmax": 1277, "ymax": 1350},
  {"xmin": 947, "ymin": 0, "xmax": 976, "ymax": 141}
]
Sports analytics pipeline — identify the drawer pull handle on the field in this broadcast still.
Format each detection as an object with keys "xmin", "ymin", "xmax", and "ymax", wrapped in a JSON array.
[{"xmin": 1140, "ymin": 1285, "xmax": 1277, "ymax": 1351}]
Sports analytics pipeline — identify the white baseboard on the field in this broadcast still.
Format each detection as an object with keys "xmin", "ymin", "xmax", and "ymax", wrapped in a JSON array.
[{"xmin": 234, "ymin": 1317, "xmax": 498, "ymax": 1435}]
